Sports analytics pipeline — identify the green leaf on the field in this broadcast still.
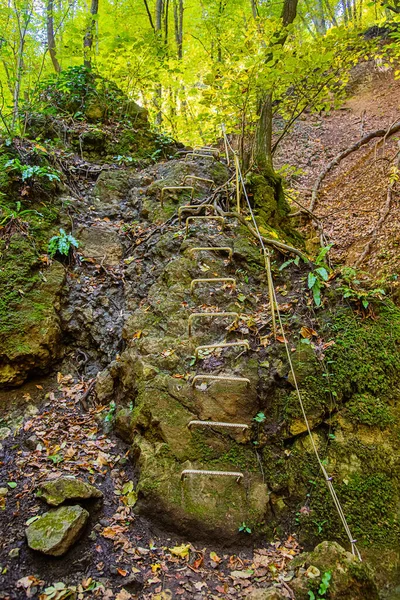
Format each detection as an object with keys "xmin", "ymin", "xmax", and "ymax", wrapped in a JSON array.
[
  {"xmin": 308, "ymin": 272, "xmax": 317, "ymax": 289},
  {"xmin": 7, "ymin": 482, "xmax": 17, "ymax": 489},
  {"xmin": 315, "ymin": 267, "xmax": 329, "ymax": 281}
]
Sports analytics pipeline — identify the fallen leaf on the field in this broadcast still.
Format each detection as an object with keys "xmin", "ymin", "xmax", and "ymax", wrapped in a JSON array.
[
  {"xmin": 169, "ymin": 544, "xmax": 190, "ymax": 559},
  {"xmin": 300, "ymin": 326, "xmax": 318, "ymax": 338}
]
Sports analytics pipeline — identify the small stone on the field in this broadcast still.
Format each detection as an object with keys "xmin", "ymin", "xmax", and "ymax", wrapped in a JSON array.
[
  {"xmin": 0, "ymin": 427, "xmax": 11, "ymax": 441},
  {"xmin": 25, "ymin": 435, "xmax": 39, "ymax": 450},
  {"xmin": 38, "ymin": 476, "xmax": 103, "ymax": 506},
  {"xmin": 0, "ymin": 487, "xmax": 8, "ymax": 497},
  {"xmin": 8, "ymin": 548, "xmax": 20, "ymax": 558},
  {"xmin": 122, "ymin": 574, "xmax": 145, "ymax": 594},
  {"xmin": 26, "ymin": 505, "xmax": 89, "ymax": 556}
]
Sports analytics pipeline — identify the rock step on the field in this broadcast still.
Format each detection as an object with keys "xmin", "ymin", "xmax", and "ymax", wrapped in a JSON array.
[{"xmin": 191, "ymin": 374, "xmax": 251, "ymax": 387}]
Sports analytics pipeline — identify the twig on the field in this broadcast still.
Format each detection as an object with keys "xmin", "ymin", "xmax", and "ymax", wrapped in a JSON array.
[{"xmin": 79, "ymin": 378, "xmax": 96, "ymax": 410}]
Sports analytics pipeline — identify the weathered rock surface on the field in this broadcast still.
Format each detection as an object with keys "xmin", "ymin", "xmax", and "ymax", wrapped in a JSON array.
[
  {"xmin": 0, "ymin": 256, "xmax": 65, "ymax": 388},
  {"xmin": 290, "ymin": 541, "xmax": 379, "ymax": 600},
  {"xmin": 245, "ymin": 589, "xmax": 286, "ymax": 600},
  {"xmin": 26, "ymin": 505, "xmax": 89, "ymax": 556},
  {"xmin": 77, "ymin": 224, "xmax": 123, "ymax": 266},
  {"xmin": 39, "ymin": 476, "xmax": 103, "ymax": 506}
]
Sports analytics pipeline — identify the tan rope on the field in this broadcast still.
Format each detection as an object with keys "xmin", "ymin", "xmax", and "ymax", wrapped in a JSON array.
[{"xmin": 221, "ymin": 126, "xmax": 361, "ymax": 561}]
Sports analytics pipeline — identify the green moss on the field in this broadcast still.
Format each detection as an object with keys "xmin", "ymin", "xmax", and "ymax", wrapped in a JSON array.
[{"xmin": 345, "ymin": 394, "xmax": 394, "ymax": 428}]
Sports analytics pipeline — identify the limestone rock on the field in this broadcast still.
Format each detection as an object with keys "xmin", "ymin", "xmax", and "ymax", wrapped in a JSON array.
[
  {"xmin": 38, "ymin": 476, "xmax": 103, "ymax": 506},
  {"xmin": 26, "ymin": 505, "xmax": 89, "ymax": 556},
  {"xmin": 77, "ymin": 224, "xmax": 123, "ymax": 266},
  {"xmin": 0, "ymin": 257, "xmax": 65, "ymax": 388},
  {"xmin": 290, "ymin": 541, "xmax": 379, "ymax": 600}
]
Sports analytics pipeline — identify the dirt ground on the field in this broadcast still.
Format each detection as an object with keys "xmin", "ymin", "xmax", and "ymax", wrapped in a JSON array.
[{"xmin": 275, "ymin": 65, "xmax": 400, "ymax": 287}]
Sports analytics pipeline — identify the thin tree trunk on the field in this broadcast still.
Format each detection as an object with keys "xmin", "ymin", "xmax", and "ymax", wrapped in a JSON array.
[
  {"xmin": 47, "ymin": 0, "xmax": 61, "ymax": 73},
  {"xmin": 83, "ymin": 0, "xmax": 99, "ymax": 68},
  {"xmin": 12, "ymin": 0, "xmax": 32, "ymax": 130},
  {"xmin": 173, "ymin": 0, "xmax": 183, "ymax": 59},
  {"xmin": 155, "ymin": 0, "xmax": 164, "ymax": 124},
  {"xmin": 253, "ymin": 0, "xmax": 298, "ymax": 169}
]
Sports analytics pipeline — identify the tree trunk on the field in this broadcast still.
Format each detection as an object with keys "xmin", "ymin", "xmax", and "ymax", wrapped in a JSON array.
[
  {"xmin": 83, "ymin": 0, "xmax": 99, "ymax": 69},
  {"xmin": 253, "ymin": 0, "xmax": 298, "ymax": 169},
  {"xmin": 12, "ymin": 0, "xmax": 32, "ymax": 130},
  {"xmin": 173, "ymin": 0, "xmax": 183, "ymax": 59},
  {"xmin": 47, "ymin": 0, "xmax": 61, "ymax": 73}
]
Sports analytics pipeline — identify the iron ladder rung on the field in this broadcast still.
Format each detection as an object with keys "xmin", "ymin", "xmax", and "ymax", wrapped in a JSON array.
[
  {"xmin": 188, "ymin": 420, "xmax": 249, "ymax": 431},
  {"xmin": 178, "ymin": 204, "xmax": 215, "ymax": 225},
  {"xmin": 190, "ymin": 246, "xmax": 233, "ymax": 260},
  {"xmin": 191, "ymin": 374, "xmax": 250, "ymax": 387},
  {"xmin": 195, "ymin": 340, "xmax": 250, "ymax": 359},
  {"xmin": 181, "ymin": 469, "xmax": 243, "ymax": 482},
  {"xmin": 160, "ymin": 186, "xmax": 194, "ymax": 207}
]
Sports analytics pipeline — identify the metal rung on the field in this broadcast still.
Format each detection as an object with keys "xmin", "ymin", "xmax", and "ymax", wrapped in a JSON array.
[
  {"xmin": 188, "ymin": 312, "xmax": 239, "ymax": 337},
  {"xmin": 183, "ymin": 175, "xmax": 215, "ymax": 188},
  {"xmin": 190, "ymin": 277, "xmax": 236, "ymax": 293},
  {"xmin": 186, "ymin": 215, "xmax": 225, "ymax": 234},
  {"xmin": 160, "ymin": 186, "xmax": 194, "ymax": 207},
  {"xmin": 181, "ymin": 469, "xmax": 243, "ymax": 482},
  {"xmin": 188, "ymin": 420, "xmax": 249, "ymax": 431},
  {"xmin": 193, "ymin": 147, "xmax": 221, "ymax": 157},
  {"xmin": 191, "ymin": 374, "xmax": 250, "ymax": 387},
  {"xmin": 185, "ymin": 153, "xmax": 217, "ymax": 161},
  {"xmin": 195, "ymin": 340, "xmax": 250, "ymax": 359},
  {"xmin": 190, "ymin": 247, "xmax": 233, "ymax": 261},
  {"xmin": 178, "ymin": 204, "xmax": 215, "ymax": 225}
]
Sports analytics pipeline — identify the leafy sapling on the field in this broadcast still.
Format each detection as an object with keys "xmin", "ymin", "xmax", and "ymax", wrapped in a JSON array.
[
  {"xmin": 238, "ymin": 522, "xmax": 252, "ymax": 534},
  {"xmin": 308, "ymin": 571, "xmax": 332, "ymax": 599},
  {"xmin": 307, "ymin": 244, "xmax": 332, "ymax": 307},
  {"xmin": 48, "ymin": 228, "xmax": 79, "ymax": 259}
]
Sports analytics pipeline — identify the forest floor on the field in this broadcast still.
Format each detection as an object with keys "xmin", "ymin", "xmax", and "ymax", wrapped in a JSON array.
[
  {"xmin": 276, "ymin": 65, "xmax": 400, "ymax": 287},
  {"xmin": 0, "ymin": 373, "xmax": 299, "ymax": 600}
]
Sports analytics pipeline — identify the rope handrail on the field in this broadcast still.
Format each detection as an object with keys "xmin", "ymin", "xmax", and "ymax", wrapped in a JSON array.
[{"xmin": 221, "ymin": 125, "xmax": 361, "ymax": 561}]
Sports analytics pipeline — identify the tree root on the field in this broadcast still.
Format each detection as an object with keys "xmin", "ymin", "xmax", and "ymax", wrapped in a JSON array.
[{"xmin": 310, "ymin": 121, "xmax": 400, "ymax": 212}]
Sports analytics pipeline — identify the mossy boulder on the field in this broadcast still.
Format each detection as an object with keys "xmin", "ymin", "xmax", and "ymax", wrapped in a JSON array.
[
  {"xmin": 38, "ymin": 477, "xmax": 103, "ymax": 506},
  {"xmin": 26, "ymin": 505, "xmax": 89, "ymax": 556},
  {"xmin": 0, "ymin": 236, "xmax": 65, "ymax": 387},
  {"xmin": 290, "ymin": 541, "xmax": 379, "ymax": 599}
]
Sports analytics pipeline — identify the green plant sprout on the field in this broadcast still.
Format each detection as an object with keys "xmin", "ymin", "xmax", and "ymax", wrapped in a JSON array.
[{"xmin": 48, "ymin": 229, "xmax": 79, "ymax": 258}]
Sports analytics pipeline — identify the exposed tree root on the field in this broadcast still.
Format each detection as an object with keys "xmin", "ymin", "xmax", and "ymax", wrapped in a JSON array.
[
  {"xmin": 310, "ymin": 121, "xmax": 400, "ymax": 212},
  {"xmin": 355, "ymin": 144, "xmax": 400, "ymax": 266}
]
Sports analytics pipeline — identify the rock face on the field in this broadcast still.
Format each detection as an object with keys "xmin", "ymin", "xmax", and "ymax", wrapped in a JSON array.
[
  {"xmin": 39, "ymin": 477, "xmax": 103, "ymax": 506},
  {"xmin": 26, "ymin": 505, "xmax": 89, "ymax": 556},
  {"xmin": 0, "ymin": 236, "xmax": 65, "ymax": 387},
  {"xmin": 290, "ymin": 541, "xmax": 379, "ymax": 600}
]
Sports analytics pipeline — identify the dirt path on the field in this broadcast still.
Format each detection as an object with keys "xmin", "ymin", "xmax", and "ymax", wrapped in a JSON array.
[{"xmin": 0, "ymin": 375, "xmax": 300, "ymax": 600}]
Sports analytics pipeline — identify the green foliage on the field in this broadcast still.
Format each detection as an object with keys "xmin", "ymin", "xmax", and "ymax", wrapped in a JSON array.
[
  {"xmin": 238, "ymin": 522, "xmax": 252, "ymax": 533},
  {"xmin": 104, "ymin": 401, "xmax": 116, "ymax": 423},
  {"xmin": 47, "ymin": 229, "xmax": 78, "ymax": 258},
  {"xmin": 4, "ymin": 158, "xmax": 61, "ymax": 183},
  {"xmin": 34, "ymin": 66, "xmax": 98, "ymax": 116},
  {"xmin": 338, "ymin": 266, "xmax": 385, "ymax": 309},
  {"xmin": 308, "ymin": 571, "xmax": 332, "ymax": 599},
  {"xmin": 0, "ymin": 201, "xmax": 42, "ymax": 227},
  {"xmin": 253, "ymin": 412, "xmax": 266, "ymax": 423},
  {"xmin": 307, "ymin": 245, "xmax": 332, "ymax": 307}
]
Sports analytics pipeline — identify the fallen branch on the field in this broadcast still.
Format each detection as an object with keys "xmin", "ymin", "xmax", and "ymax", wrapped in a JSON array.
[
  {"xmin": 79, "ymin": 378, "xmax": 96, "ymax": 410},
  {"xmin": 218, "ymin": 208, "xmax": 309, "ymax": 262},
  {"xmin": 355, "ymin": 144, "xmax": 400, "ymax": 266},
  {"xmin": 310, "ymin": 121, "xmax": 400, "ymax": 212}
]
